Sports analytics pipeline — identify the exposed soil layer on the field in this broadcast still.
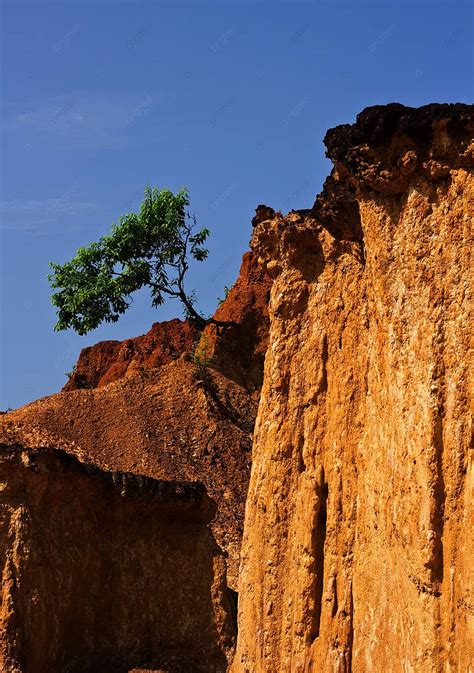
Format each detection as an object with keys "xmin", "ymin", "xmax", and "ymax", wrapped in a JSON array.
[
  {"xmin": 63, "ymin": 318, "xmax": 198, "ymax": 391},
  {"xmin": 64, "ymin": 251, "xmax": 271, "ymax": 394},
  {"xmin": 0, "ymin": 427, "xmax": 235, "ymax": 673}
]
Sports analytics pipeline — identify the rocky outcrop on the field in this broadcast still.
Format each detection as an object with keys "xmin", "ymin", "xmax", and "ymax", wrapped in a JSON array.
[
  {"xmin": 0, "ymin": 251, "xmax": 270, "ymax": 672},
  {"xmin": 8, "ymin": 362, "xmax": 255, "ymax": 591},
  {"xmin": 0, "ymin": 425, "xmax": 235, "ymax": 673},
  {"xmin": 64, "ymin": 251, "xmax": 271, "ymax": 394},
  {"xmin": 232, "ymin": 103, "xmax": 473, "ymax": 672},
  {"xmin": 63, "ymin": 318, "xmax": 197, "ymax": 391},
  {"xmin": 2, "ymin": 103, "xmax": 472, "ymax": 673}
]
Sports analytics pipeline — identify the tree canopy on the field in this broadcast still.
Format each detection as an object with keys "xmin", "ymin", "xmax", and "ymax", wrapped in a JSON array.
[{"xmin": 48, "ymin": 187, "xmax": 228, "ymax": 335}]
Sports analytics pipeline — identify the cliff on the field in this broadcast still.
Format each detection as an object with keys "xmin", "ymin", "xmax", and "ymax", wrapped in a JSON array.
[
  {"xmin": 1, "ymin": 103, "xmax": 472, "ymax": 673},
  {"xmin": 232, "ymin": 103, "xmax": 473, "ymax": 672},
  {"xmin": 0, "ymin": 250, "xmax": 270, "ymax": 673},
  {"xmin": 0, "ymin": 424, "xmax": 235, "ymax": 673}
]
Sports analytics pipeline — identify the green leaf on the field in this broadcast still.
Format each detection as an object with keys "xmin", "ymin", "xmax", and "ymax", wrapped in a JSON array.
[{"xmin": 48, "ymin": 186, "xmax": 212, "ymax": 334}]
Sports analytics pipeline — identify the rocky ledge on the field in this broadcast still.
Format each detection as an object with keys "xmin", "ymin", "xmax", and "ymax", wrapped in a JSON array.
[{"xmin": 312, "ymin": 102, "xmax": 473, "ymax": 240}]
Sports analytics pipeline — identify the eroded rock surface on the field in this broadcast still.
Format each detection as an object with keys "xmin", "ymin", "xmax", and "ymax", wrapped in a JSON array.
[
  {"xmin": 232, "ymin": 103, "xmax": 473, "ymax": 672},
  {"xmin": 63, "ymin": 318, "xmax": 198, "ymax": 391},
  {"xmin": 1, "ymin": 103, "xmax": 472, "ymax": 673},
  {"xmin": 0, "ymin": 426, "xmax": 235, "ymax": 673}
]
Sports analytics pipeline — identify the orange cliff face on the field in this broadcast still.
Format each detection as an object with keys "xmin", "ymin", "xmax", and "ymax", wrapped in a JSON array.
[
  {"xmin": 0, "ymin": 426, "xmax": 235, "ymax": 673},
  {"xmin": 1, "ymin": 103, "xmax": 472, "ymax": 673},
  {"xmin": 232, "ymin": 103, "xmax": 473, "ymax": 672}
]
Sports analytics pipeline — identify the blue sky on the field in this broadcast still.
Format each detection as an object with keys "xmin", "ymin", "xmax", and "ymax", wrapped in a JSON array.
[{"xmin": 0, "ymin": 1, "xmax": 472, "ymax": 409}]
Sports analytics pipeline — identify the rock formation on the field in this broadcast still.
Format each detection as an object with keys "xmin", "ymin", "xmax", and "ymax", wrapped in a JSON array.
[
  {"xmin": 232, "ymin": 103, "xmax": 473, "ymax": 672},
  {"xmin": 1, "ymin": 103, "xmax": 472, "ymax": 673},
  {"xmin": 63, "ymin": 318, "xmax": 198, "ymax": 391},
  {"xmin": 0, "ymin": 250, "xmax": 271, "ymax": 672},
  {"xmin": 0, "ymin": 424, "xmax": 235, "ymax": 673}
]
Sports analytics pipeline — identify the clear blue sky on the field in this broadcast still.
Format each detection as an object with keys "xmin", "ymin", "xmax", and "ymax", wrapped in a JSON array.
[{"xmin": 0, "ymin": 1, "xmax": 472, "ymax": 409}]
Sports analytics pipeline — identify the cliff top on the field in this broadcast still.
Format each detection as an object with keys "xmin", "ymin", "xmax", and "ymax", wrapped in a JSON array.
[
  {"xmin": 312, "ymin": 101, "xmax": 474, "ymax": 240},
  {"xmin": 0, "ymin": 425, "xmax": 214, "ymax": 522}
]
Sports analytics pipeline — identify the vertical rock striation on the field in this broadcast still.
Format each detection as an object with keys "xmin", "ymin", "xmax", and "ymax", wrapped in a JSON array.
[{"xmin": 232, "ymin": 103, "xmax": 473, "ymax": 672}]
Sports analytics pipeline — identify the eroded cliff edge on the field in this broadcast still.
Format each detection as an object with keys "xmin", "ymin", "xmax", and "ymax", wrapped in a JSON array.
[{"xmin": 232, "ymin": 103, "xmax": 473, "ymax": 672}]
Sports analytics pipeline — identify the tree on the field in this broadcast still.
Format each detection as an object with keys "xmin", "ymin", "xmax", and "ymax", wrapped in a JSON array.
[{"xmin": 48, "ymin": 186, "xmax": 234, "ymax": 335}]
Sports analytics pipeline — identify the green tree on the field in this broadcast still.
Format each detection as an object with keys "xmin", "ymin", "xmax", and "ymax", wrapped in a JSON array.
[{"xmin": 48, "ymin": 187, "xmax": 233, "ymax": 335}]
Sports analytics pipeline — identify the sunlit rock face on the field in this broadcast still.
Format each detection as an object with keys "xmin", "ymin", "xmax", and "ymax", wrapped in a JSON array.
[
  {"xmin": 0, "ymin": 103, "xmax": 472, "ymax": 673},
  {"xmin": 232, "ymin": 103, "xmax": 473, "ymax": 673}
]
